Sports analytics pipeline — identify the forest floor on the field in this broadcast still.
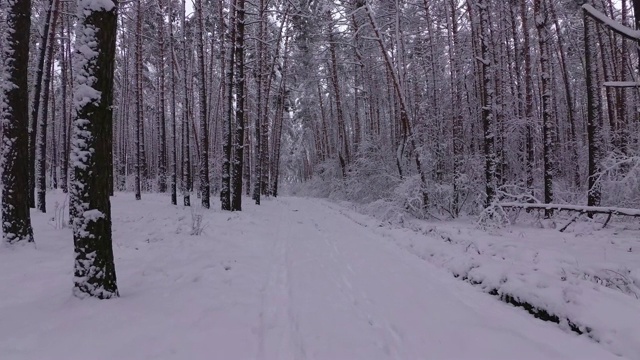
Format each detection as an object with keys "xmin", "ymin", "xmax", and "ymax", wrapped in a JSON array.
[{"xmin": 0, "ymin": 192, "xmax": 636, "ymax": 359}]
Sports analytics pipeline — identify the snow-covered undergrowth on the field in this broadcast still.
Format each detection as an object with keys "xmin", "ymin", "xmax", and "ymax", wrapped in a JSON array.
[{"xmin": 325, "ymin": 199, "xmax": 640, "ymax": 358}]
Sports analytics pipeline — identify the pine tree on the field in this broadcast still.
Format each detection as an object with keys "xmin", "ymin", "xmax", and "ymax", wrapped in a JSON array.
[
  {"xmin": 157, "ymin": 1, "xmax": 168, "ymax": 194},
  {"xmin": 195, "ymin": 0, "xmax": 210, "ymax": 208},
  {"xmin": 36, "ymin": 0, "xmax": 61, "ymax": 213},
  {"xmin": 2, "ymin": 0, "xmax": 35, "ymax": 244},
  {"xmin": 584, "ymin": 5, "xmax": 603, "ymax": 210},
  {"xmin": 221, "ymin": 0, "xmax": 236, "ymax": 211},
  {"xmin": 231, "ymin": 0, "xmax": 246, "ymax": 211},
  {"xmin": 534, "ymin": 0, "xmax": 554, "ymax": 217},
  {"xmin": 70, "ymin": 0, "xmax": 119, "ymax": 299},
  {"xmin": 478, "ymin": 0, "xmax": 497, "ymax": 207}
]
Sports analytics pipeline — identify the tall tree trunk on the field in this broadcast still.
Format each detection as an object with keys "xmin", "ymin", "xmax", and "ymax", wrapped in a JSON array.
[
  {"xmin": 231, "ymin": 0, "xmax": 246, "ymax": 211},
  {"xmin": 534, "ymin": 0, "xmax": 554, "ymax": 217},
  {"xmin": 37, "ymin": 0, "xmax": 61, "ymax": 213},
  {"xmin": 182, "ymin": 0, "xmax": 191, "ymax": 207},
  {"xmin": 2, "ymin": 0, "xmax": 35, "ymax": 244},
  {"xmin": 253, "ymin": 0, "xmax": 265, "ymax": 205},
  {"xmin": 221, "ymin": 0, "xmax": 236, "ymax": 211},
  {"xmin": 157, "ymin": 2, "xmax": 168, "ymax": 194},
  {"xmin": 29, "ymin": 0, "xmax": 56, "ymax": 209},
  {"xmin": 449, "ymin": 0, "xmax": 464, "ymax": 217},
  {"xmin": 520, "ymin": 0, "xmax": 535, "ymax": 194},
  {"xmin": 478, "ymin": 0, "xmax": 497, "ymax": 207},
  {"xmin": 584, "ymin": 7, "xmax": 603, "ymax": 210},
  {"xmin": 60, "ymin": 11, "xmax": 70, "ymax": 193},
  {"xmin": 134, "ymin": 0, "xmax": 143, "ymax": 200},
  {"xmin": 195, "ymin": 0, "xmax": 210, "ymax": 208},
  {"xmin": 169, "ymin": 0, "xmax": 178, "ymax": 205},
  {"xmin": 71, "ymin": 0, "xmax": 119, "ymax": 299}
]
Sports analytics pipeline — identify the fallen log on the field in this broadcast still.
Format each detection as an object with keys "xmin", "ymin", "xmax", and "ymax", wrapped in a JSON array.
[
  {"xmin": 498, "ymin": 202, "xmax": 640, "ymax": 217},
  {"xmin": 498, "ymin": 202, "xmax": 640, "ymax": 231}
]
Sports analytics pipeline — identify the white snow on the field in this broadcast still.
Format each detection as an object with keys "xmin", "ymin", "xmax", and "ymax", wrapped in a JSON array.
[
  {"xmin": 344, "ymin": 199, "xmax": 640, "ymax": 358},
  {"xmin": 0, "ymin": 192, "xmax": 633, "ymax": 359}
]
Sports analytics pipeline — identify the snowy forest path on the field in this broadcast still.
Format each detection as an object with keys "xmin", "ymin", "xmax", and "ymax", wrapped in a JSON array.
[
  {"xmin": 256, "ymin": 197, "xmax": 621, "ymax": 360},
  {"xmin": 0, "ymin": 193, "xmax": 623, "ymax": 360}
]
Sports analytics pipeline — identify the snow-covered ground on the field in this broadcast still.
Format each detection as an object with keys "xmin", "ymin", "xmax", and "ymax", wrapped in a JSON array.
[
  {"xmin": 0, "ymin": 192, "xmax": 633, "ymax": 359},
  {"xmin": 338, "ymin": 199, "xmax": 640, "ymax": 358}
]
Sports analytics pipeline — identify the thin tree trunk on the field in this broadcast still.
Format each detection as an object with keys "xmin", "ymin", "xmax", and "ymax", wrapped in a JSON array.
[
  {"xmin": 196, "ymin": 0, "xmax": 210, "ymax": 208},
  {"xmin": 221, "ymin": 0, "xmax": 236, "ymax": 211},
  {"xmin": 534, "ymin": 0, "xmax": 554, "ymax": 217},
  {"xmin": 37, "ymin": 0, "xmax": 61, "ymax": 213},
  {"xmin": 584, "ymin": 7, "xmax": 603, "ymax": 210},
  {"xmin": 231, "ymin": 0, "xmax": 246, "ymax": 211}
]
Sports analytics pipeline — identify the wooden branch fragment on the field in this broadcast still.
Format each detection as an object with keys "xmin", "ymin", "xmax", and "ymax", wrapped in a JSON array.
[
  {"xmin": 602, "ymin": 213, "xmax": 613, "ymax": 229},
  {"xmin": 559, "ymin": 213, "xmax": 582, "ymax": 233}
]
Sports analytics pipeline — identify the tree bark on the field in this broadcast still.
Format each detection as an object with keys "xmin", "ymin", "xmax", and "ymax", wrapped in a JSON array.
[
  {"xmin": 2, "ymin": 0, "xmax": 35, "ymax": 244},
  {"xmin": 70, "ymin": 0, "xmax": 119, "ymax": 299}
]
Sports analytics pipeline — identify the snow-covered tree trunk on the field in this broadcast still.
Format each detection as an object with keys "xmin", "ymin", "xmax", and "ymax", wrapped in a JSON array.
[
  {"xmin": 221, "ymin": 0, "xmax": 236, "ymax": 211},
  {"xmin": 231, "ymin": 0, "xmax": 246, "ymax": 211},
  {"xmin": 59, "ymin": 15, "xmax": 70, "ymax": 193},
  {"xmin": 169, "ymin": 0, "xmax": 178, "ymax": 206},
  {"xmin": 2, "ymin": 0, "xmax": 35, "ymax": 244},
  {"xmin": 449, "ymin": 0, "xmax": 464, "ymax": 217},
  {"xmin": 134, "ymin": 0, "xmax": 143, "ymax": 201},
  {"xmin": 252, "ymin": 0, "xmax": 265, "ymax": 205},
  {"xmin": 181, "ymin": 0, "xmax": 191, "ymax": 207},
  {"xmin": 519, "ymin": 0, "xmax": 535, "ymax": 194},
  {"xmin": 329, "ymin": 28, "xmax": 349, "ymax": 178},
  {"xmin": 156, "ymin": 2, "xmax": 167, "ymax": 194},
  {"xmin": 477, "ymin": 0, "xmax": 497, "ymax": 207},
  {"xmin": 534, "ymin": 0, "xmax": 554, "ymax": 217},
  {"xmin": 70, "ymin": 0, "xmax": 119, "ymax": 299},
  {"xmin": 195, "ymin": 0, "xmax": 210, "ymax": 209},
  {"xmin": 36, "ymin": 0, "xmax": 61, "ymax": 213},
  {"xmin": 29, "ymin": 0, "xmax": 56, "ymax": 209},
  {"xmin": 584, "ymin": 7, "xmax": 604, "ymax": 210}
]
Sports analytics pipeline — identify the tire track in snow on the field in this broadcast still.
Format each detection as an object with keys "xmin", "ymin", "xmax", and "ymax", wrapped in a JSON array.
[
  {"xmin": 309, "ymin": 215, "xmax": 408, "ymax": 360},
  {"xmin": 257, "ymin": 199, "xmax": 306, "ymax": 360}
]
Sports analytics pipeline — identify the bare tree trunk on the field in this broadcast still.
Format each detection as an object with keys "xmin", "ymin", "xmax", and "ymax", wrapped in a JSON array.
[
  {"xmin": 60, "ymin": 18, "xmax": 69, "ymax": 193},
  {"xmin": 221, "ymin": 0, "xmax": 236, "ymax": 211},
  {"xmin": 196, "ymin": 0, "xmax": 210, "ymax": 208},
  {"xmin": 37, "ymin": 0, "xmax": 61, "ymax": 213},
  {"xmin": 169, "ymin": 0, "xmax": 178, "ymax": 205},
  {"xmin": 520, "ymin": 0, "xmax": 535, "ymax": 194},
  {"xmin": 134, "ymin": 0, "xmax": 143, "ymax": 200},
  {"xmin": 2, "ymin": 0, "xmax": 35, "ymax": 244},
  {"xmin": 534, "ymin": 0, "xmax": 554, "ymax": 217},
  {"xmin": 182, "ymin": 0, "xmax": 191, "ymax": 207},
  {"xmin": 30, "ymin": 0, "xmax": 56, "ymax": 209},
  {"xmin": 70, "ymin": 0, "xmax": 119, "ymax": 299},
  {"xmin": 252, "ymin": 0, "xmax": 266, "ymax": 205},
  {"xmin": 231, "ymin": 0, "xmax": 246, "ymax": 211},
  {"xmin": 478, "ymin": 0, "xmax": 497, "ymax": 207},
  {"xmin": 157, "ymin": 1, "xmax": 168, "ymax": 194},
  {"xmin": 584, "ymin": 7, "xmax": 603, "ymax": 210}
]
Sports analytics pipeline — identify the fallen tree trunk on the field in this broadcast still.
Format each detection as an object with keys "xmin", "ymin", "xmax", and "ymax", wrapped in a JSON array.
[{"xmin": 498, "ymin": 202, "xmax": 640, "ymax": 217}]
